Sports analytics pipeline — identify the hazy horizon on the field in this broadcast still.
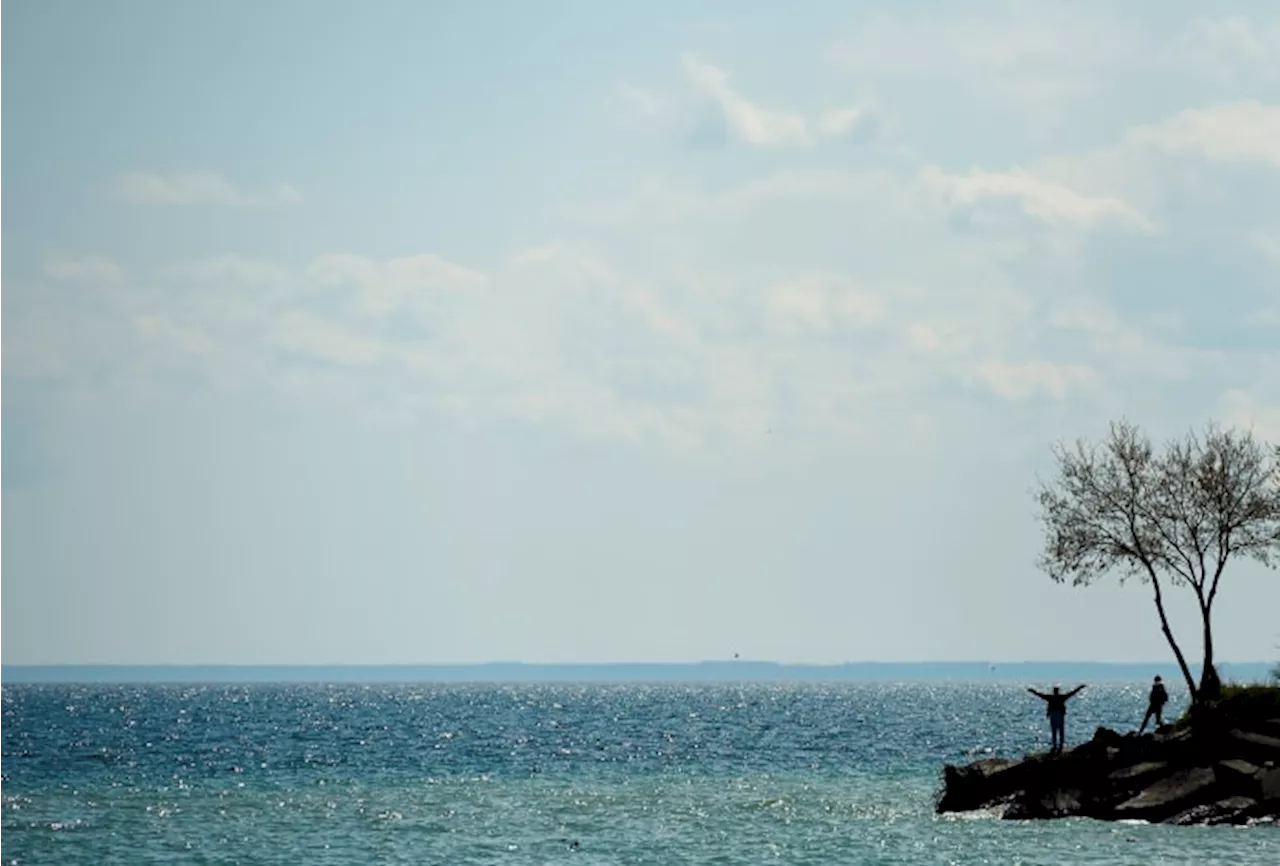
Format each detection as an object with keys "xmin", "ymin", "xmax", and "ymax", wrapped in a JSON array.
[{"xmin": 4, "ymin": 660, "xmax": 1273, "ymax": 686}]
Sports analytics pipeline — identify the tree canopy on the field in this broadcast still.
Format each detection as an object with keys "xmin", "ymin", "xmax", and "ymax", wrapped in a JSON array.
[{"xmin": 1035, "ymin": 420, "xmax": 1280, "ymax": 703}]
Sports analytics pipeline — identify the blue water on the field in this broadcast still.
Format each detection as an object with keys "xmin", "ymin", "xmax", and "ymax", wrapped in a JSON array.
[{"xmin": 2, "ymin": 682, "xmax": 1274, "ymax": 864}]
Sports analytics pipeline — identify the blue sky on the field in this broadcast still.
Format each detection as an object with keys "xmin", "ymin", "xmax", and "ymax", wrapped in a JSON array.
[{"xmin": 4, "ymin": 1, "xmax": 1279, "ymax": 665}]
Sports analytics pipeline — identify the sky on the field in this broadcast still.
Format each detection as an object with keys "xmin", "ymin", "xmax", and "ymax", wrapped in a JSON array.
[{"xmin": 3, "ymin": 0, "xmax": 1279, "ymax": 666}]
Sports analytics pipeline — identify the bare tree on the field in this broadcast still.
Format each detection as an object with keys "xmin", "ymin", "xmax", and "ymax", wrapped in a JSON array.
[{"xmin": 1035, "ymin": 421, "xmax": 1280, "ymax": 704}]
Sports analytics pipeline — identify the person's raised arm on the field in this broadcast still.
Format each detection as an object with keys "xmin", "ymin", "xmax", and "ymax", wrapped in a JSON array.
[
  {"xmin": 1067, "ymin": 684, "xmax": 1086, "ymax": 698},
  {"xmin": 1027, "ymin": 688, "xmax": 1048, "ymax": 700}
]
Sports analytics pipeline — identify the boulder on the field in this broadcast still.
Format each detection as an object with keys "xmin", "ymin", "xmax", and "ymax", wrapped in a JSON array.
[
  {"xmin": 1108, "ymin": 761, "xmax": 1169, "ymax": 789},
  {"xmin": 1003, "ymin": 787, "xmax": 1083, "ymax": 821},
  {"xmin": 1112, "ymin": 767, "xmax": 1218, "ymax": 822},
  {"xmin": 937, "ymin": 757, "xmax": 1021, "ymax": 812},
  {"xmin": 1090, "ymin": 729, "xmax": 1159, "ymax": 768},
  {"xmin": 1261, "ymin": 767, "xmax": 1280, "ymax": 802},
  {"xmin": 1164, "ymin": 796, "xmax": 1257, "ymax": 826},
  {"xmin": 1091, "ymin": 726, "xmax": 1125, "ymax": 748},
  {"xmin": 1047, "ymin": 742, "xmax": 1112, "ymax": 785},
  {"xmin": 1214, "ymin": 759, "xmax": 1263, "ymax": 798},
  {"xmin": 1225, "ymin": 730, "xmax": 1280, "ymax": 767},
  {"xmin": 937, "ymin": 694, "xmax": 1280, "ymax": 825},
  {"xmin": 1145, "ymin": 727, "xmax": 1196, "ymax": 764},
  {"xmin": 1152, "ymin": 726, "xmax": 1191, "ymax": 745},
  {"xmin": 1243, "ymin": 796, "xmax": 1280, "ymax": 823}
]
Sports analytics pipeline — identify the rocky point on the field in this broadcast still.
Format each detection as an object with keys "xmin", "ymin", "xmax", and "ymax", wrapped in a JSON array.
[{"xmin": 937, "ymin": 709, "xmax": 1280, "ymax": 825}]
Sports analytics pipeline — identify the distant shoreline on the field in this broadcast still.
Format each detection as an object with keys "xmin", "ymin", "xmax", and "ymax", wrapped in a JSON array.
[{"xmin": 3, "ymin": 661, "xmax": 1273, "ymax": 685}]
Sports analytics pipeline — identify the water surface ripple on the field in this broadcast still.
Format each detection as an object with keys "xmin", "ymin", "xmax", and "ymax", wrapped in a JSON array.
[{"xmin": 3, "ymin": 683, "xmax": 1273, "ymax": 864}]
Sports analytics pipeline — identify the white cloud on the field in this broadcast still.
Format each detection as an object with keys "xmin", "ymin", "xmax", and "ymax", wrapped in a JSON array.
[
  {"xmin": 1217, "ymin": 388, "xmax": 1280, "ymax": 442},
  {"xmin": 1172, "ymin": 17, "xmax": 1280, "ymax": 84},
  {"xmin": 18, "ymin": 13, "xmax": 1280, "ymax": 454},
  {"xmin": 114, "ymin": 171, "xmax": 303, "ymax": 207},
  {"xmin": 1124, "ymin": 101, "xmax": 1280, "ymax": 166},
  {"xmin": 817, "ymin": 107, "xmax": 863, "ymax": 138},
  {"xmin": 905, "ymin": 322, "xmax": 945, "ymax": 353},
  {"xmin": 5, "ymin": 241, "xmax": 1117, "ymax": 452},
  {"xmin": 269, "ymin": 311, "xmax": 385, "ymax": 368},
  {"xmin": 971, "ymin": 360, "xmax": 1094, "ymax": 401},
  {"xmin": 305, "ymin": 253, "xmax": 488, "ymax": 323},
  {"xmin": 830, "ymin": 6, "xmax": 1139, "ymax": 79},
  {"xmin": 826, "ymin": 9, "xmax": 1280, "ymax": 147},
  {"xmin": 43, "ymin": 255, "xmax": 126, "ymax": 286},
  {"xmin": 682, "ymin": 55, "xmax": 810, "ymax": 146},
  {"xmin": 637, "ymin": 56, "xmax": 870, "ymax": 147},
  {"xmin": 827, "ymin": 5, "xmax": 1150, "ymax": 129},
  {"xmin": 764, "ymin": 275, "xmax": 884, "ymax": 335},
  {"xmin": 553, "ymin": 168, "xmax": 901, "ymax": 228},
  {"xmin": 166, "ymin": 255, "xmax": 294, "ymax": 291},
  {"xmin": 918, "ymin": 165, "xmax": 1153, "ymax": 230},
  {"xmin": 133, "ymin": 314, "xmax": 218, "ymax": 358},
  {"xmin": 546, "ymin": 84, "xmax": 1279, "ymax": 432},
  {"xmin": 618, "ymin": 56, "xmax": 873, "ymax": 148}
]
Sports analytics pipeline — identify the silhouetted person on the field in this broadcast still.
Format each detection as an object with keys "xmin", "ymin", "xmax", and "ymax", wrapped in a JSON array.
[
  {"xmin": 1139, "ymin": 675, "xmax": 1168, "ymax": 733},
  {"xmin": 1027, "ymin": 684, "xmax": 1086, "ymax": 753}
]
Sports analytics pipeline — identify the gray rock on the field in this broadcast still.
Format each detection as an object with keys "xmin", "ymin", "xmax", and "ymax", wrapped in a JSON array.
[
  {"xmin": 1091, "ymin": 727, "xmax": 1124, "ymax": 748},
  {"xmin": 937, "ymin": 758, "xmax": 1021, "ymax": 812},
  {"xmin": 1113, "ymin": 767, "xmax": 1218, "ymax": 822},
  {"xmin": 1153, "ymin": 726, "xmax": 1192, "ymax": 745},
  {"xmin": 1226, "ymin": 729, "xmax": 1280, "ymax": 766},
  {"xmin": 1003, "ymin": 788, "xmax": 1083, "ymax": 821},
  {"xmin": 1261, "ymin": 767, "xmax": 1280, "ymax": 802},
  {"xmin": 1109, "ymin": 761, "xmax": 1169, "ymax": 786},
  {"xmin": 1164, "ymin": 796, "xmax": 1257, "ymax": 826},
  {"xmin": 1214, "ymin": 759, "xmax": 1262, "ymax": 798}
]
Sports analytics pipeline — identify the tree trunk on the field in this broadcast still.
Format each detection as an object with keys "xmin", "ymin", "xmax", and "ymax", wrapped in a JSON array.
[
  {"xmin": 1199, "ymin": 603, "xmax": 1221, "ymax": 701},
  {"xmin": 1150, "ymin": 573, "xmax": 1199, "ymax": 702}
]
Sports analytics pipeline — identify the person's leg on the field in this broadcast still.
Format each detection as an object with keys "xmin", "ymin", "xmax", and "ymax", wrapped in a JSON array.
[{"xmin": 1139, "ymin": 706, "xmax": 1152, "ymax": 733}]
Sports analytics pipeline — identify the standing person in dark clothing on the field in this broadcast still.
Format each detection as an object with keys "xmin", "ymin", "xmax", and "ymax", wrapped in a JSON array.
[
  {"xmin": 1139, "ymin": 675, "xmax": 1169, "ymax": 733},
  {"xmin": 1027, "ymin": 684, "xmax": 1086, "ymax": 753}
]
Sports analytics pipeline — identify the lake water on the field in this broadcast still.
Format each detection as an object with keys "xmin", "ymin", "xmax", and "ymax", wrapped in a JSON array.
[{"xmin": 3, "ymin": 682, "xmax": 1274, "ymax": 864}]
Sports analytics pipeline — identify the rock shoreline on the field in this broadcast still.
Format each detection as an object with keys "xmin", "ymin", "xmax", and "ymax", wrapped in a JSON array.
[{"xmin": 937, "ymin": 716, "xmax": 1280, "ymax": 825}]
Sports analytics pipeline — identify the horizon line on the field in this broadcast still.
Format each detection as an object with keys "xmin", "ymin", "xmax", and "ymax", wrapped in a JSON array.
[
  {"xmin": 4, "ymin": 659, "xmax": 1271, "ymax": 668},
  {"xmin": 4, "ymin": 659, "xmax": 1272, "ymax": 685}
]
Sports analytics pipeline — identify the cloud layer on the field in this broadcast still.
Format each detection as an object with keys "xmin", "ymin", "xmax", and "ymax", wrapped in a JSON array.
[
  {"xmin": 8, "ymin": 10, "xmax": 1280, "ymax": 452},
  {"xmin": 114, "ymin": 171, "xmax": 302, "ymax": 207}
]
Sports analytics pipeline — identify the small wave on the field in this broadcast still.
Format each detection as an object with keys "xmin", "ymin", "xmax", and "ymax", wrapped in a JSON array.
[{"xmin": 939, "ymin": 805, "xmax": 1006, "ymax": 821}]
